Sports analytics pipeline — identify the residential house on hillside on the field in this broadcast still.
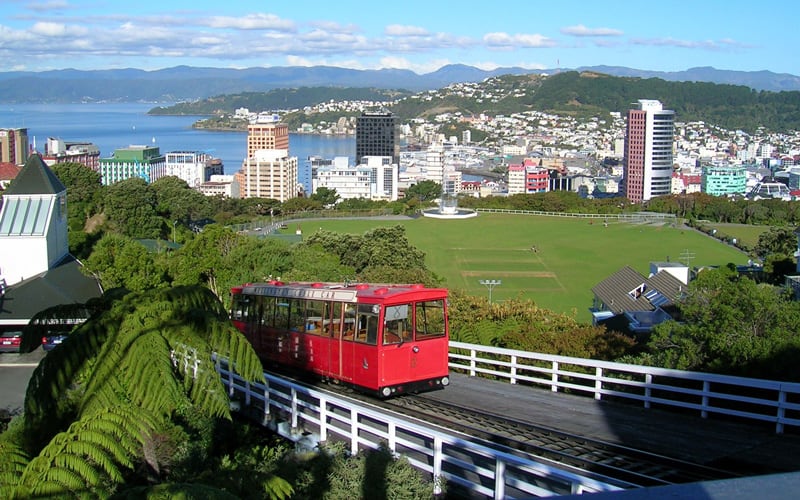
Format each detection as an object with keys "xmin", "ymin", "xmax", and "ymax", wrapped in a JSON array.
[
  {"xmin": 0, "ymin": 154, "xmax": 102, "ymax": 347},
  {"xmin": 590, "ymin": 262, "xmax": 688, "ymax": 337}
]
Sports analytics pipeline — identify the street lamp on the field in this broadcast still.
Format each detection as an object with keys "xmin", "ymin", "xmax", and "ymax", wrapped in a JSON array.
[{"xmin": 479, "ymin": 279, "xmax": 502, "ymax": 304}]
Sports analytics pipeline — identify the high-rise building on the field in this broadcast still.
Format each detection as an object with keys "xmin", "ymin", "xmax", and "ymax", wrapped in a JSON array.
[
  {"xmin": 622, "ymin": 100, "xmax": 675, "ymax": 203},
  {"xmin": 247, "ymin": 116, "xmax": 289, "ymax": 159},
  {"xmin": 356, "ymin": 112, "xmax": 398, "ymax": 166},
  {"xmin": 0, "ymin": 128, "xmax": 29, "ymax": 165},
  {"xmin": 236, "ymin": 149, "xmax": 298, "ymax": 202}
]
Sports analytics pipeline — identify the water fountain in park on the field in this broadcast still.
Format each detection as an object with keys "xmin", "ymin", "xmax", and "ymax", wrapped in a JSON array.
[{"xmin": 422, "ymin": 192, "xmax": 478, "ymax": 219}]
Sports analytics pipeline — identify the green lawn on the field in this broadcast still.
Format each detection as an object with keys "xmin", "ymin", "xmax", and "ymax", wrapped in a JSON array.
[
  {"xmin": 704, "ymin": 223, "xmax": 773, "ymax": 249},
  {"xmin": 299, "ymin": 214, "xmax": 750, "ymax": 323}
]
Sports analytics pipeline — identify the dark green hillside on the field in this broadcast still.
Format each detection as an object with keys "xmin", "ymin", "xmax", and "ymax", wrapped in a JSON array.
[
  {"xmin": 150, "ymin": 71, "xmax": 800, "ymax": 134},
  {"xmin": 519, "ymin": 71, "xmax": 800, "ymax": 132}
]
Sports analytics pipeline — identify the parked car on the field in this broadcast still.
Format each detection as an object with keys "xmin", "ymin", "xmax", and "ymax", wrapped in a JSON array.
[
  {"xmin": 42, "ymin": 333, "xmax": 69, "ymax": 351},
  {"xmin": 0, "ymin": 331, "xmax": 23, "ymax": 353}
]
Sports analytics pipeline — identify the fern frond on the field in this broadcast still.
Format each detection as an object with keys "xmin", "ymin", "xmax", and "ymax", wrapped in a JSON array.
[
  {"xmin": 0, "ymin": 440, "xmax": 30, "ymax": 490},
  {"xmin": 16, "ymin": 405, "xmax": 157, "ymax": 497},
  {"xmin": 122, "ymin": 332, "xmax": 185, "ymax": 416}
]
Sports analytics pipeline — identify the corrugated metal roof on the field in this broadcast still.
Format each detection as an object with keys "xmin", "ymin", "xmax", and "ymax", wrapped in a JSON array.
[{"xmin": 592, "ymin": 266, "xmax": 686, "ymax": 314}]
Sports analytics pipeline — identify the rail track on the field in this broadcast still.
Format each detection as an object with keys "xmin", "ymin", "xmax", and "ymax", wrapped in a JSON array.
[{"xmin": 382, "ymin": 393, "xmax": 742, "ymax": 489}]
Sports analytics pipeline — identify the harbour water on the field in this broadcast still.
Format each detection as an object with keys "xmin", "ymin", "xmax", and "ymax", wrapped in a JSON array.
[{"xmin": 0, "ymin": 102, "xmax": 355, "ymax": 175}]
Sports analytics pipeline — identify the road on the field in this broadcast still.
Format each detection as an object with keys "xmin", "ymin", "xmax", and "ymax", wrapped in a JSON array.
[{"xmin": 0, "ymin": 348, "xmax": 46, "ymax": 418}]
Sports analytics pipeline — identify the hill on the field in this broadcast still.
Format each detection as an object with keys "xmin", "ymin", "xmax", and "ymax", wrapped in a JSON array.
[
  {"xmin": 0, "ymin": 64, "xmax": 799, "ymax": 103},
  {"xmin": 156, "ymin": 72, "xmax": 800, "ymax": 135}
]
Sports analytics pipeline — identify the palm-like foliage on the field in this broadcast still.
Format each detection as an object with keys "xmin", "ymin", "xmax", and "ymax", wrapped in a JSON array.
[{"xmin": 1, "ymin": 285, "xmax": 271, "ymax": 498}]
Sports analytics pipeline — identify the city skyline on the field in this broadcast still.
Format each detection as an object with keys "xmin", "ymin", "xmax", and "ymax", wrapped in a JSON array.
[{"xmin": 1, "ymin": 0, "xmax": 797, "ymax": 76}]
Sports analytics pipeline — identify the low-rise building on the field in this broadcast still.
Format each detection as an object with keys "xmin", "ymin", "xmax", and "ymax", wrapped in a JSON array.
[
  {"xmin": 197, "ymin": 174, "xmax": 240, "ymax": 198},
  {"xmin": 702, "ymin": 164, "xmax": 746, "ymax": 196},
  {"xmin": 164, "ymin": 151, "xmax": 224, "ymax": 187},
  {"xmin": 41, "ymin": 137, "xmax": 101, "ymax": 171},
  {"xmin": 99, "ymin": 145, "xmax": 166, "ymax": 185}
]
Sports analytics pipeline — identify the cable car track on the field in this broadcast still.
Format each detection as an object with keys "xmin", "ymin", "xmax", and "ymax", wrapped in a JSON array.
[{"xmin": 382, "ymin": 394, "xmax": 743, "ymax": 488}]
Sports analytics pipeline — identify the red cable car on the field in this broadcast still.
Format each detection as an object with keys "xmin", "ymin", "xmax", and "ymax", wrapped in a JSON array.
[{"xmin": 230, "ymin": 281, "xmax": 451, "ymax": 398}]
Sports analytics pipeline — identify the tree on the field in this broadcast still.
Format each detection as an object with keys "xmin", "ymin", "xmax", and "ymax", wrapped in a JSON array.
[
  {"xmin": 754, "ymin": 226, "xmax": 798, "ymax": 283},
  {"xmin": 103, "ymin": 177, "xmax": 164, "ymax": 239},
  {"xmin": 150, "ymin": 175, "xmax": 214, "ymax": 225},
  {"xmin": 83, "ymin": 233, "xmax": 167, "ymax": 292},
  {"xmin": 0, "ymin": 286, "xmax": 288, "ymax": 498},
  {"xmin": 52, "ymin": 162, "xmax": 103, "ymax": 230},
  {"xmin": 302, "ymin": 226, "xmax": 427, "ymax": 277},
  {"xmin": 404, "ymin": 180, "xmax": 441, "ymax": 203},
  {"xmin": 309, "ymin": 186, "xmax": 340, "ymax": 207},
  {"xmin": 635, "ymin": 266, "xmax": 800, "ymax": 379}
]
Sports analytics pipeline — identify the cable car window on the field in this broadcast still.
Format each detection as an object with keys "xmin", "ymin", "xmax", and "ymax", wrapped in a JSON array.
[
  {"xmin": 384, "ymin": 304, "xmax": 411, "ymax": 344},
  {"xmin": 288, "ymin": 298, "xmax": 305, "ymax": 332},
  {"xmin": 305, "ymin": 299, "xmax": 326, "ymax": 335},
  {"xmin": 260, "ymin": 296, "xmax": 274, "ymax": 326},
  {"xmin": 356, "ymin": 303, "xmax": 379, "ymax": 345},
  {"xmin": 274, "ymin": 299, "xmax": 290, "ymax": 330},
  {"xmin": 230, "ymin": 293, "xmax": 247, "ymax": 322},
  {"xmin": 415, "ymin": 299, "xmax": 446, "ymax": 340},
  {"xmin": 342, "ymin": 304, "xmax": 356, "ymax": 340}
]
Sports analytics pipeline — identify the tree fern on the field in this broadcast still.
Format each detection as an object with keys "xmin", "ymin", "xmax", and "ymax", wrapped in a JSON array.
[
  {"xmin": 10, "ymin": 284, "xmax": 273, "ymax": 496},
  {"xmin": 0, "ymin": 440, "xmax": 30, "ymax": 495},
  {"xmin": 14, "ymin": 405, "xmax": 155, "ymax": 498}
]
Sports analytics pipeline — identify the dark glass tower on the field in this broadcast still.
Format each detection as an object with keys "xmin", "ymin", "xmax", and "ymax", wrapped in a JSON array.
[{"xmin": 356, "ymin": 112, "xmax": 398, "ymax": 166}]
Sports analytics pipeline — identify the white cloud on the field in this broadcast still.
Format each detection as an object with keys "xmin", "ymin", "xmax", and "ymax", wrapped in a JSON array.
[
  {"xmin": 31, "ymin": 21, "xmax": 87, "ymax": 37},
  {"xmin": 25, "ymin": 1, "xmax": 72, "ymax": 13},
  {"xmin": 630, "ymin": 37, "xmax": 745, "ymax": 51},
  {"xmin": 483, "ymin": 32, "xmax": 556, "ymax": 49},
  {"xmin": 385, "ymin": 24, "xmax": 429, "ymax": 37},
  {"xmin": 205, "ymin": 13, "xmax": 295, "ymax": 31},
  {"xmin": 561, "ymin": 24, "xmax": 623, "ymax": 37}
]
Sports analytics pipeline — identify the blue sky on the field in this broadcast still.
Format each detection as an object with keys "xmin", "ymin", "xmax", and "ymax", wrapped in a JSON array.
[{"xmin": 1, "ymin": 0, "xmax": 796, "ymax": 75}]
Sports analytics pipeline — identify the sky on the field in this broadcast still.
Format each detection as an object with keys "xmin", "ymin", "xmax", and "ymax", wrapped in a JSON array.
[{"xmin": 1, "ymin": 0, "xmax": 797, "ymax": 76}]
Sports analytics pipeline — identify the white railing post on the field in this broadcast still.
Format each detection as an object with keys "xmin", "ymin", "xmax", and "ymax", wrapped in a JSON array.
[
  {"xmin": 264, "ymin": 380, "xmax": 271, "ymax": 418},
  {"xmin": 644, "ymin": 373, "xmax": 652, "ymax": 409},
  {"xmin": 777, "ymin": 389, "xmax": 787, "ymax": 434},
  {"xmin": 245, "ymin": 380, "xmax": 251, "ymax": 405},
  {"xmin": 470, "ymin": 348, "xmax": 477, "ymax": 377},
  {"xmin": 701, "ymin": 380, "xmax": 710, "ymax": 418},
  {"xmin": 510, "ymin": 354, "xmax": 518, "ymax": 384},
  {"xmin": 433, "ymin": 436, "xmax": 443, "ymax": 497},
  {"xmin": 594, "ymin": 367, "xmax": 603, "ymax": 400},
  {"xmin": 350, "ymin": 408, "xmax": 359, "ymax": 456},
  {"xmin": 494, "ymin": 458, "xmax": 506, "ymax": 500},
  {"xmin": 291, "ymin": 387, "xmax": 299, "ymax": 428},
  {"xmin": 388, "ymin": 421, "xmax": 397, "ymax": 453},
  {"xmin": 551, "ymin": 361, "xmax": 559, "ymax": 392},
  {"xmin": 319, "ymin": 397, "xmax": 328, "ymax": 442}
]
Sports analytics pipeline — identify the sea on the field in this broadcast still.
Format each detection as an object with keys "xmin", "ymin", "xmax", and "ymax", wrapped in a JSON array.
[{"xmin": 0, "ymin": 102, "xmax": 356, "ymax": 175}]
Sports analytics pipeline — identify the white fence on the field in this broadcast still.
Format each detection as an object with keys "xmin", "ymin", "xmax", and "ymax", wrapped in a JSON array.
[
  {"xmin": 215, "ymin": 357, "xmax": 627, "ymax": 499},
  {"xmin": 474, "ymin": 208, "xmax": 677, "ymax": 222},
  {"xmin": 449, "ymin": 341, "xmax": 800, "ymax": 434}
]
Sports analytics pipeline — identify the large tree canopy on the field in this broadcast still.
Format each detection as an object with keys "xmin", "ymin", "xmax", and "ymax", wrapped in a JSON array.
[
  {"xmin": 633, "ymin": 266, "xmax": 800, "ymax": 379},
  {"xmin": 102, "ymin": 177, "xmax": 164, "ymax": 239}
]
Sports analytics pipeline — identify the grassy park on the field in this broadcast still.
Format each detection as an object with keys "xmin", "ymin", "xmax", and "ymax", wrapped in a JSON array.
[{"xmin": 299, "ymin": 213, "xmax": 750, "ymax": 323}]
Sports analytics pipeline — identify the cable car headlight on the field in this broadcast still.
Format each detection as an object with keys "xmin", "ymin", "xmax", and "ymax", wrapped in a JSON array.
[{"xmin": 372, "ymin": 305, "xmax": 380, "ymax": 314}]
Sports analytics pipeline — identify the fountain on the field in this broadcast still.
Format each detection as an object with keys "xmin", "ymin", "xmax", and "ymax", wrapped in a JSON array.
[{"xmin": 422, "ymin": 192, "xmax": 478, "ymax": 219}]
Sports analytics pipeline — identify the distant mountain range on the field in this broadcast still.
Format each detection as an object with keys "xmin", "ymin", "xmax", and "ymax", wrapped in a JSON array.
[{"xmin": 0, "ymin": 64, "xmax": 798, "ymax": 104}]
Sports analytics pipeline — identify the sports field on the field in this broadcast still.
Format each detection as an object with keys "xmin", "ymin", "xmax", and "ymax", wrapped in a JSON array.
[{"xmin": 303, "ymin": 213, "xmax": 750, "ymax": 323}]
